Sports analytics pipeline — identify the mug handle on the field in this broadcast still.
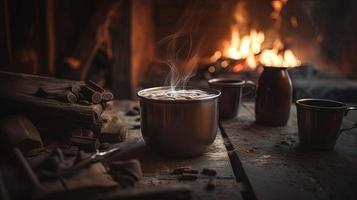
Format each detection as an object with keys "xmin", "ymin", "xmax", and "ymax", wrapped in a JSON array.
[
  {"xmin": 242, "ymin": 80, "xmax": 256, "ymax": 97},
  {"xmin": 340, "ymin": 107, "xmax": 357, "ymax": 132}
]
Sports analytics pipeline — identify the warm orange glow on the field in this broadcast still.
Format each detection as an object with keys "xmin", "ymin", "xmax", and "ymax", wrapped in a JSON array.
[
  {"xmin": 259, "ymin": 37, "xmax": 300, "ymax": 67},
  {"xmin": 209, "ymin": 51, "xmax": 222, "ymax": 62},
  {"xmin": 260, "ymin": 49, "xmax": 300, "ymax": 67},
  {"xmin": 222, "ymin": 28, "xmax": 299, "ymax": 69},
  {"xmin": 232, "ymin": 64, "xmax": 245, "ymax": 72},
  {"xmin": 221, "ymin": 60, "xmax": 229, "ymax": 68},
  {"xmin": 290, "ymin": 16, "xmax": 298, "ymax": 28},
  {"xmin": 223, "ymin": 29, "xmax": 264, "ymax": 67},
  {"xmin": 213, "ymin": 0, "xmax": 300, "ymax": 72},
  {"xmin": 208, "ymin": 66, "xmax": 216, "ymax": 73}
]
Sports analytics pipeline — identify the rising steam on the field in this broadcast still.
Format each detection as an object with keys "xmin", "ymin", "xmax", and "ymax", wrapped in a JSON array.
[
  {"xmin": 158, "ymin": 33, "xmax": 200, "ymax": 91},
  {"xmin": 157, "ymin": 1, "xmax": 205, "ymax": 91}
]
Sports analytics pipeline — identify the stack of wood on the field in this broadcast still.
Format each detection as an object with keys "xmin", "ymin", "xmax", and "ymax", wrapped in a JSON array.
[
  {"xmin": 36, "ymin": 80, "xmax": 114, "ymax": 105},
  {"xmin": 0, "ymin": 71, "xmax": 126, "ymax": 145}
]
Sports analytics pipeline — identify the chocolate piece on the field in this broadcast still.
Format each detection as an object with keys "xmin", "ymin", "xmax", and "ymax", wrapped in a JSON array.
[
  {"xmin": 132, "ymin": 106, "xmax": 140, "ymax": 112},
  {"xmin": 132, "ymin": 124, "xmax": 141, "ymax": 129},
  {"xmin": 205, "ymin": 178, "xmax": 216, "ymax": 191},
  {"xmin": 126, "ymin": 109, "xmax": 139, "ymax": 116},
  {"xmin": 178, "ymin": 173, "xmax": 198, "ymax": 181},
  {"xmin": 171, "ymin": 167, "xmax": 192, "ymax": 175},
  {"xmin": 201, "ymin": 168, "xmax": 217, "ymax": 176},
  {"xmin": 182, "ymin": 169, "xmax": 198, "ymax": 174}
]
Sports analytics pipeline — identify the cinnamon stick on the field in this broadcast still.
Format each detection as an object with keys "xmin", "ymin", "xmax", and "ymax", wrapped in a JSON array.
[
  {"xmin": 86, "ymin": 80, "xmax": 114, "ymax": 101},
  {"xmin": 36, "ymin": 87, "xmax": 78, "ymax": 104},
  {"xmin": 79, "ymin": 85, "xmax": 102, "ymax": 104}
]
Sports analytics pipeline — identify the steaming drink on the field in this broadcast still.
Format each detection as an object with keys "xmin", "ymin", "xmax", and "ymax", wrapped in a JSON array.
[
  {"xmin": 138, "ymin": 88, "xmax": 215, "ymax": 100},
  {"xmin": 137, "ymin": 86, "xmax": 221, "ymax": 157}
]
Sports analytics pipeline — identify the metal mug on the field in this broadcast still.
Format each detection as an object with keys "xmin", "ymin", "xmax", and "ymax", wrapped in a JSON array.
[
  {"xmin": 208, "ymin": 78, "xmax": 255, "ymax": 119},
  {"xmin": 137, "ymin": 86, "xmax": 221, "ymax": 157},
  {"xmin": 296, "ymin": 99, "xmax": 357, "ymax": 150}
]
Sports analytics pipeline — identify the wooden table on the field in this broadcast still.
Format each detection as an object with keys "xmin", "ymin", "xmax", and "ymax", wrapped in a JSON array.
[
  {"xmin": 107, "ymin": 101, "xmax": 243, "ymax": 200},
  {"xmin": 113, "ymin": 101, "xmax": 357, "ymax": 200},
  {"xmin": 222, "ymin": 102, "xmax": 357, "ymax": 200}
]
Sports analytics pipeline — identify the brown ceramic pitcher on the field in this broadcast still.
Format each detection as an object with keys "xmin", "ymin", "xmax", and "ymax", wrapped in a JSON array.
[{"xmin": 255, "ymin": 66, "xmax": 292, "ymax": 126}]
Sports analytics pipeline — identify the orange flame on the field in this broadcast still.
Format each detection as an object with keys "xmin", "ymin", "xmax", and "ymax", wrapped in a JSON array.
[
  {"xmin": 211, "ymin": 0, "xmax": 300, "ymax": 72},
  {"xmin": 221, "ymin": 28, "xmax": 300, "ymax": 69},
  {"xmin": 223, "ymin": 29, "xmax": 264, "ymax": 62}
]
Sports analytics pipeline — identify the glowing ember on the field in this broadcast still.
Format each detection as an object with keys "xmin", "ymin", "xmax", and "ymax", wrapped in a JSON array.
[{"xmin": 232, "ymin": 64, "xmax": 245, "ymax": 72}]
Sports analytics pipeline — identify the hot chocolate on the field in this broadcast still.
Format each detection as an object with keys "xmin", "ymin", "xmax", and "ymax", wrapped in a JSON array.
[
  {"xmin": 138, "ymin": 88, "xmax": 215, "ymax": 100},
  {"xmin": 137, "ymin": 86, "xmax": 221, "ymax": 157}
]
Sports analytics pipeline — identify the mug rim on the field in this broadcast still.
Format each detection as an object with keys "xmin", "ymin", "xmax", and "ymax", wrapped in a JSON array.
[
  {"xmin": 296, "ymin": 98, "xmax": 347, "ymax": 111},
  {"xmin": 208, "ymin": 78, "xmax": 245, "ymax": 87},
  {"xmin": 137, "ymin": 86, "xmax": 221, "ymax": 103}
]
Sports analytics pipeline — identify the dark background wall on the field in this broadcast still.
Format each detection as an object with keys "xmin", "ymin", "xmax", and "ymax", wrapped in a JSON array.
[{"xmin": 1, "ymin": 0, "xmax": 357, "ymax": 92}]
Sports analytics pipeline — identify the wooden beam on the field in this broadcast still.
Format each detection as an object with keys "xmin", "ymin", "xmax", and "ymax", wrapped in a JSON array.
[
  {"xmin": 131, "ymin": 0, "xmax": 155, "ymax": 91},
  {"xmin": 45, "ymin": 0, "xmax": 56, "ymax": 76},
  {"xmin": 110, "ymin": 0, "xmax": 132, "ymax": 99},
  {"xmin": 0, "ymin": 0, "xmax": 12, "ymax": 63},
  {"xmin": 61, "ymin": 0, "xmax": 120, "ymax": 80}
]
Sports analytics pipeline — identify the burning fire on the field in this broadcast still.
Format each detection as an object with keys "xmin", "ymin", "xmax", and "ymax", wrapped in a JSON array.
[
  {"xmin": 210, "ymin": 0, "xmax": 301, "ymax": 72},
  {"xmin": 214, "ymin": 28, "xmax": 301, "ymax": 70}
]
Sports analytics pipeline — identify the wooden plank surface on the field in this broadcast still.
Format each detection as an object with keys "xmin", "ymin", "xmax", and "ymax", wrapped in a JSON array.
[
  {"xmin": 222, "ymin": 102, "xmax": 357, "ymax": 200},
  {"xmin": 106, "ymin": 100, "xmax": 243, "ymax": 200}
]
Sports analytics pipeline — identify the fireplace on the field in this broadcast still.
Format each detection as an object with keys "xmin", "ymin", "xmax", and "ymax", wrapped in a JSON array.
[
  {"xmin": 1, "ymin": 0, "xmax": 357, "ymax": 102},
  {"xmin": 134, "ymin": 0, "xmax": 357, "ymax": 103},
  {"xmin": 1, "ymin": 1, "xmax": 357, "ymax": 198}
]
